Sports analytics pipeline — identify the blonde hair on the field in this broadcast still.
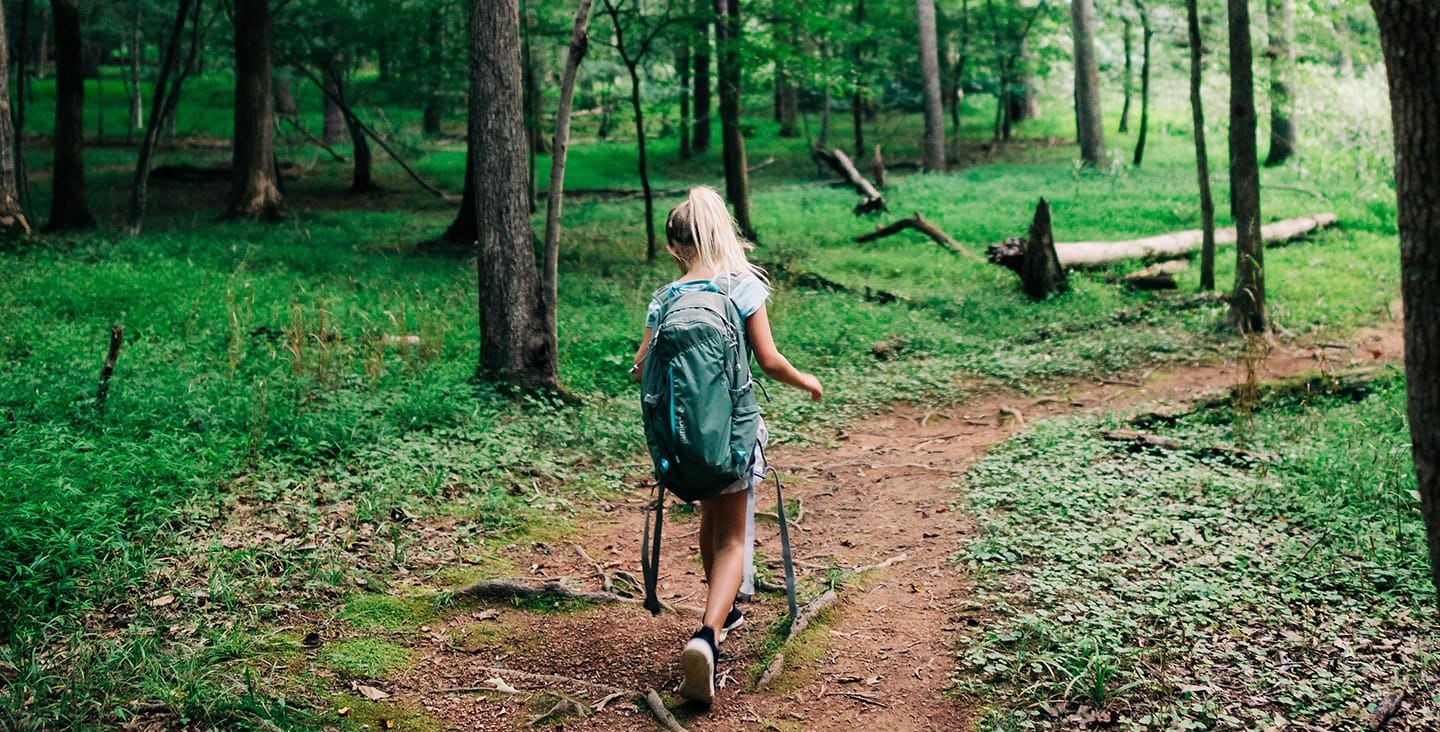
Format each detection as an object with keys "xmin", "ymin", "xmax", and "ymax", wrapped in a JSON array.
[{"xmin": 665, "ymin": 187, "xmax": 768, "ymax": 283}]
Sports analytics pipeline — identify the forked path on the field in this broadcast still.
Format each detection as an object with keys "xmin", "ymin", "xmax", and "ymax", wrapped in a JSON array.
[{"xmin": 394, "ymin": 319, "xmax": 1402, "ymax": 730}]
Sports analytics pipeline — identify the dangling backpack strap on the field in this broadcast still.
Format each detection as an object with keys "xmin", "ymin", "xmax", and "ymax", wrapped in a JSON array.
[
  {"xmin": 769, "ymin": 463, "xmax": 800, "ymax": 626},
  {"xmin": 641, "ymin": 481, "xmax": 665, "ymax": 616}
]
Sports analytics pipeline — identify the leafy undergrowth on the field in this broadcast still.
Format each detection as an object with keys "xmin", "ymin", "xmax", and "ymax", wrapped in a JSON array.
[{"xmin": 952, "ymin": 376, "xmax": 1438, "ymax": 730}]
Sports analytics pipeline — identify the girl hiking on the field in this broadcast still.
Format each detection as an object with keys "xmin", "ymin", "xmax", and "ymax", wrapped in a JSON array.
[{"xmin": 631, "ymin": 186, "xmax": 823, "ymax": 705}]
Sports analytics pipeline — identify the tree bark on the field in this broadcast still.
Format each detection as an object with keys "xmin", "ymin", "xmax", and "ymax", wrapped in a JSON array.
[
  {"xmin": 1021, "ymin": 198, "xmax": 1067, "ymax": 299},
  {"xmin": 916, "ymin": 0, "xmax": 945, "ymax": 172},
  {"xmin": 1369, "ymin": 0, "xmax": 1440, "ymax": 606},
  {"xmin": 127, "ymin": 11, "xmax": 143, "ymax": 140},
  {"xmin": 228, "ymin": 0, "xmax": 283, "ymax": 220},
  {"xmin": 692, "ymin": 0, "xmax": 712, "ymax": 154},
  {"xmin": 124, "ymin": 0, "xmax": 199, "ymax": 237},
  {"xmin": 541, "ymin": 0, "xmax": 595, "ymax": 391},
  {"xmin": 852, "ymin": 0, "xmax": 865, "ymax": 160},
  {"xmin": 775, "ymin": 69, "xmax": 799, "ymax": 138},
  {"xmin": 0, "ymin": 0, "xmax": 28, "ymax": 237},
  {"xmin": 1070, "ymin": 0, "xmax": 1106, "ymax": 166},
  {"xmin": 15, "ymin": 0, "xmax": 33, "ymax": 222},
  {"xmin": 1119, "ymin": 16, "xmax": 1132, "ymax": 133},
  {"xmin": 1132, "ymin": 5, "xmax": 1152, "ymax": 166},
  {"xmin": 1264, "ymin": 0, "xmax": 1296, "ymax": 166},
  {"xmin": 471, "ymin": 0, "xmax": 557, "ymax": 390},
  {"xmin": 1187, "ymin": 0, "xmax": 1217, "ymax": 290},
  {"xmin": 322, "ymin": 70, "xmax": 343, "ymax": 144},
  {"xmin": 1227, "ymin": 0, "xmax": 1265, "ymax": 333},
  {"xmin": 44, "ymin": 0, "xmax": 95, "ymax": 232},
  {"xmin": 714, "ymin": 0, "xmax": 753, "ymax": 239},
  {"xmin": 677, "ymin": 41, "xmax": 691, "ymax": 160},
  {"xmin": 344, "ymin": 107, "xmax": 376, "ymax": 193}
]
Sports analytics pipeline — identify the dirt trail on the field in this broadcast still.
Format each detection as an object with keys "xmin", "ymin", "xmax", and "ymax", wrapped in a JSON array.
[{"xmin": 391, "ymin": 318, "xmax": 1402, "ymax": 731}]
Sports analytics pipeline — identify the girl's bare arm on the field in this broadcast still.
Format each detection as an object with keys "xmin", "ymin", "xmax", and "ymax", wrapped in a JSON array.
[
  {"xmin": 631, "ymin": 327, "xmax": 653, "ymax": 383},
  {"xmin": 745, "ymin": 305, "xmax": 823, "ymax": 401}
]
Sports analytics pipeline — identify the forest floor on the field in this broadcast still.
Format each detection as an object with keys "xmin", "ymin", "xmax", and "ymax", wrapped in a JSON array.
[{"xmin": 298, "ymin": 314, "xmax": 1413, "ymax": 731}]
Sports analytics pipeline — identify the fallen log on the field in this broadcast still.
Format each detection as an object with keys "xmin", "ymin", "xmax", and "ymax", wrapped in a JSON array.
[
  {"xmin": 1106, "ymin": 260, "xmax": 1189, "ymax": 290},
  {"xmin": 458, "ymin": 579, "xmax": 641, "ymax": 606},
  {"xmin": 1099, "ymin": 429, "xmax": 1279, "ymax": 463},
  {"xmin": 857, "ymin": 212, "xmax": 982, "ymax": 262},
  {"xmin": 989, "ymin": 213, "xmax": 1338, "ymax": 271},
  {"xmin": 813, "ymin": 148, "xmax": 885, "ymax": 214}
]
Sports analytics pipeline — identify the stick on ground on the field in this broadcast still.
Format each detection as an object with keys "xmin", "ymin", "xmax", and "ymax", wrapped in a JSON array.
[
  {"xmin": 97, "ymin": 325, "xmax": 125, "ymax": 415},
  {"xmin": 857, "ymin": 212, "xmax": 982, "ymax": 261}
]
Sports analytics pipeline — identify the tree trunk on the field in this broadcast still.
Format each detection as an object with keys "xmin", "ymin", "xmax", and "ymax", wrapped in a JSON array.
[
  {"xmin": 916, "ymin": 0, "xmax": 945, "ymax": 172},
  {"xmin": 677, "ymin": 41, "xmax": 691, "ymax": 160},
  {"xmin": 1021, "ymin": 198, "xmax": 1067, "ymax": 300},
  {"xmin": 522, "ymin": 4, "xmax": 547, "ymax": 156},
  {"xmin": 692, "ymin": 0, "xmax": 712, "ymax": 154},
  {"xmin": 124, "ymin": 0, "xmax": 198, "ymax": 237},
  {"xmin": 1370, "ymin": 0, "xmax": 1440, "ymax": 606},
  {"xmin": 1119, "ymin": 17, "xmax": 1132, "ymax": 133},
  {"xmin": 852, "ymin": 0, "xmax": 865, "ymax": 160},
  {"xmin": 0, "ymin": 0, "xmax": 28, "ymax": 237},
  {"xmin": 228, "ymin": 0, "xmax": 283, "ymax": 220},
  {"xmin": 1070, "ymin": 0, "xmax": 1106, "ymax": 166},
  {"xmin": 442, "ymin": 151, "xmax": 478, "ymax": 244},
  {"xmin": 423, "ymin": 8, "xmax": 445, "ymax": 137},
  {"xmin": 43, "ymin": 0, "xmax": 94, "ymax": 232},
  {"xmin": 776, "ymin": 70, "xmax": 799, "ymax": 138},
  {"xmin": 127, "ymin": 12, "xmax": 143, "ymax": 141},
  {"xmin": 714, "ymin": 0, "xmax": 754, "ymax": 239},
  {"xmin": 949, "ymin": 0, "xmax": 968, "ymax": 161},
  {"xmin": 471, "ymin": 0, "xmax": 557, "ymax": 390},
  {"xmin": 541, "ymin": 0, "xmax": 595, "ymax": 385},
  {"xmin": 322, "ymin": 71, "xmax": 343, "ymax": 144},
  {"xmin": 1132, "ymin": 8, "xmax": 1152, "ymax": 166},
  {"xmin": 15, "ymin": 0, "xmax": 33, "ymax": 222},
  {"xmin": 1264, "ymin": 0, "xmax": 1296, "ymax": 166},
  {"xmin": 1007, "ymin": 41, "xmax": 1039, "ymax": 123},
  {"xmin": 345, "ymin": 108, "xmax": 376, "ymax": 193},
  {"xmin": 1227, "ymin": 0, "xmax": 1265, "ymax": 333},
  {"xmin": 1186, "ymin": 0, "xmax": 1217, "ymax": 291}
]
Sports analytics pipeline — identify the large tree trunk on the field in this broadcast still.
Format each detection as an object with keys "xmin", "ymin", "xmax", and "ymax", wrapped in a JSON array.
[
  {"xmin": 44, "ymin": 0, "xmax": 95, "ymax": 232},
  {"xmin": 949, "ymin": 0, "xmax": 968, "ymax": 162},
  {"xmin": 1186, "ymin": 0, "xmax": 1217, "ymax": 291},
  {"xmin": 775, "ymin": 69, "xmax": 799, "ymax": 138},
  {"xmin": 471, "ymin": 0, "xmax": 557, "ymax": 390},
  {"xmin": 443, "ymin": 152, "xmax": 478, "ymax": 244},
  {"xmin": 852, "ymin": 0, "xmax": 865, "ymax": 160},
  {"xmin": 1007, "ymin": 41, "xmax": 1039, "ymax": 124},
  {"xmin": 1132, "ymin": 6, "xmax": 1152, "ymax": 166},
  {"xmin": 124, "ymin": 0, "xmax": 198, "ymax": 237},
  {"xmin": 0, "ymin": 0, "xmax": 28, "ymax": 237},
  {"xmin": 345, "ymin": 109, "xmax": 376, "ymax": 193},
  {"xmin": 1264, "ymin": 0, "xmax": 1296, "ymax": 166},
  {"xmin": 692, "ymin": 0, "xmax": 712, "ymax": 154},
  {"xmin": 228, "ymin": 0, "xmax": 283, "ymax": 220},
  {"xmin": 1070, "ymin": 0, "xmax": 1106, "ymax": 166},
  {"xmin": 1226, "ymin": 0, "xmax": 1265, "ymax": 333},
  {"xmin": 714, "ymin": 0, "xmax": 753, "ymax": 239},
  {"xmin": 1370, "ymin": 0, "xmax": 1440, "ymax": 606},
  {"xmin": 916, "ymin": 0, "xmax": 945, "ymax": 172}
]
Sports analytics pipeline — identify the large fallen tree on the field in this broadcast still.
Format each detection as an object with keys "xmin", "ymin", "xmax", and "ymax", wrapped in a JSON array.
[
  {"xmin": 988, "ymin": 213, "xmax": 1337, "ymax": 271},
  {"xmin": 813, "ymin": 148, "xmax": 885, "ymax": 214}
]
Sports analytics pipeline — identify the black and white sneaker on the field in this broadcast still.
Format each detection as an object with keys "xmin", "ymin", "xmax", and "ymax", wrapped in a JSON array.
[
  {"xmin": 679, "ymin": 626, "xmax": 718, "ymax": 705},
  {"xmin": 718, "ymin": 605, "xmax": 744, "ymax": 643}
]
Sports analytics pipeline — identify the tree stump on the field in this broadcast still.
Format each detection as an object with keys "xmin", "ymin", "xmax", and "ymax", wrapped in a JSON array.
[{"xmin": 1020, "ymin": 198, "xmax": 1067, "ymax": 299}]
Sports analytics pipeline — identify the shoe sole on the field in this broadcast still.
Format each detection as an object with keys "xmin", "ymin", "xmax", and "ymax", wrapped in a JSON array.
[
  {"xmin": 718, "ymin": 614, "xmax": 744, "ymax": 644},
  {"xmin": 678, "ymin": 638, "xmax": 715, "ymax": 705}
]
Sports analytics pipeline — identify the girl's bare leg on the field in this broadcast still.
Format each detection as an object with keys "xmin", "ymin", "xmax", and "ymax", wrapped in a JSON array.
[{"xmin": 698, "ymin": 489, "xmax": 749, "ymax": 637}]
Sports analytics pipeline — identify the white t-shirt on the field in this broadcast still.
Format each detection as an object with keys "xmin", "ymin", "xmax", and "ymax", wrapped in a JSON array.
[{"xmin": 644, "ymin": 272, "xmax": 769, "ymax": 329}]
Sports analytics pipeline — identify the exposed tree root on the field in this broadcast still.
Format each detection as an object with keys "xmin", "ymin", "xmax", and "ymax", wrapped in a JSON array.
[
  {"xmin": 788, "ymin": 589, "xmax": 839, "ymax": 638},
  {"xmin": 755, "ymin": 653, "xmax": 786, "ymax": 690},
  {"xmin": 458, "ymin": 578, "xmax": 641, "ymax": 606},
  {"xmin": 1098, "ymin": 429, "xmax": 1279, "ymax": 463}
]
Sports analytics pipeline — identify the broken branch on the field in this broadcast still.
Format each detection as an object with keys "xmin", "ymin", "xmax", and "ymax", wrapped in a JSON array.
[{"xmin": 857, "ymin": 212, "xmax": 982, "ymax": 261}]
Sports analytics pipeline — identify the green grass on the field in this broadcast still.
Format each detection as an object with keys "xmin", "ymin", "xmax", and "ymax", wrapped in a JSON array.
[
  {"xmin": 0, "ymin": 61, "xmax": 1408, "ymax": 729},
  {"xmin": 953, "ymin": 378, "xmax": 1438, "ymax": 730}
]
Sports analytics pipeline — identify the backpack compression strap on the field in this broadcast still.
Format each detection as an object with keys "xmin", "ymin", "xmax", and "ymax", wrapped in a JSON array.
[{"xmin": 641, "ymin": 482, "xmax": 665, "ymax": 616}]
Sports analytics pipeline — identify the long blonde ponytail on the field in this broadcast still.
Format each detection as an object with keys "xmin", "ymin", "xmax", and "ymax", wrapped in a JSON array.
[{"xmin": 666, "ymin": 187, "xmax": 768, "ymax": 283}]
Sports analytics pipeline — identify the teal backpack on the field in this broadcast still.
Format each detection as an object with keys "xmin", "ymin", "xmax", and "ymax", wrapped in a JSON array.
[
  {"xmin": 639, "ymin": 282, "xmax": 797, "ymax": 620},
  {"xmin": 639, "ymin": 282, "xmax": 762, "ymax": 502}
]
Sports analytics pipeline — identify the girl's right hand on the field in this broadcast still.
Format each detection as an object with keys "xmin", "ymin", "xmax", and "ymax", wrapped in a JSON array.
[{"xmin": 798, "ymin": 372, "xmax": 823, "ymax": 402}]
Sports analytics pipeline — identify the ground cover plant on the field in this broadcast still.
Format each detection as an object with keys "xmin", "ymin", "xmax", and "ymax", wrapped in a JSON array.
[
  {"xmin": 955, "ymin": 378, "xmax": 1439, "ymax": 730},
  {"xmin": 0, "ymin": 28, "xmax": 1422, "ymax": 730}
]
